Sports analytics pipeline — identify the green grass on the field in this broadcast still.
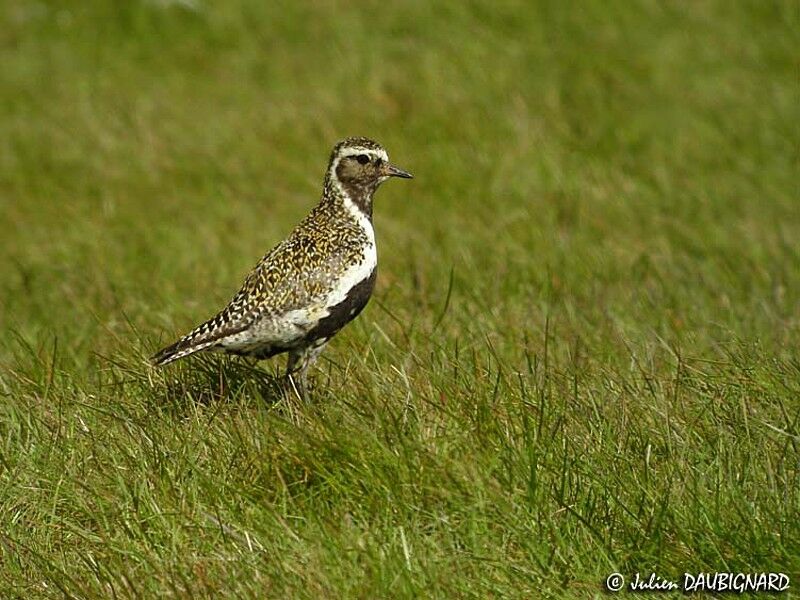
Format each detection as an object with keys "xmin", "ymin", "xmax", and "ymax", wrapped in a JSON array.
[{"xmin": 1, "ymin": 0, "xmax": 798, "ymax": 597}]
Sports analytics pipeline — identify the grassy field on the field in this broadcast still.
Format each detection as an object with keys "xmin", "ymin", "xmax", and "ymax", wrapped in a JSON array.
[{"xmin": 1, "ymin": 0, "xmax": 798, "ymax": 597}]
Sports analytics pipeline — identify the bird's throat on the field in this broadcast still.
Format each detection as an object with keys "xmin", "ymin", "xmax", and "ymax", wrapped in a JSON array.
[
  {"xmin": 343, "ymin": 187, "xmax": 374, "ymax": 218},
  {"xmin": 325, "ymin": 174, "xmax": 374, "ymax": 219}
]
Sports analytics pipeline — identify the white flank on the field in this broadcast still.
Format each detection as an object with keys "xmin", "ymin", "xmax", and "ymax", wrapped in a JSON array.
[
  {"xmin": 284, "ymin": 193, "xmax": 376, "ymax": 341},
  {"xmin": 221, "ymin": 189, "xmax": 376, "ymax": 351},
  {"xmin": 299, "ymin": 191, "xmax": 377, "ymax": 318}
]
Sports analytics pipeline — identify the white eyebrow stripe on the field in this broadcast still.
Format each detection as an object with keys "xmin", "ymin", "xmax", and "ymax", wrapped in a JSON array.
[{"xmin": 340, "ymin": 148, "xmax": 389, "ymax": 161}]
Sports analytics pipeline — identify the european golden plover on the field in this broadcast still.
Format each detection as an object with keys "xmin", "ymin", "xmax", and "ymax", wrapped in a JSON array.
[{"xmin": 151, "ymin": 137, "xmax": 412, "ymax": 398}]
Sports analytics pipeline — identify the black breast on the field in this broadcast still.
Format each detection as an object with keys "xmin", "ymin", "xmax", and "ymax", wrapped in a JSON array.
[{"xmin": 305, "ymin": 268, "xmax": 377, "ymax": 343}]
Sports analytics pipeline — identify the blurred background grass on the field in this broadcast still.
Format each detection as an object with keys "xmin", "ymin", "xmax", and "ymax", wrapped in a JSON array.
[{"xmin": 1, "ymin": 0, "xmax": 798, "ymax": 597}]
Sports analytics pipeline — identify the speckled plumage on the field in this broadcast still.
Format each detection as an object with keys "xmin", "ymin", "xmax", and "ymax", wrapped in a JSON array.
[{"xmin": 151, "ymin": 137, "xmax": 412, "ymax": 395}]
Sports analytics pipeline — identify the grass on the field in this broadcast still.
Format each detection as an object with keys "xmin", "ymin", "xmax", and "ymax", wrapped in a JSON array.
[{"xmin": 1, "ymin": 0, "xmax": 798, "ymax": 597}]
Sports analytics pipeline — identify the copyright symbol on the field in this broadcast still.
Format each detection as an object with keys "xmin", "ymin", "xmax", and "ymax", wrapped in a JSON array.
[{"xmin": 606, "ymin": 573, "xmax": 624, "ymax": 592}]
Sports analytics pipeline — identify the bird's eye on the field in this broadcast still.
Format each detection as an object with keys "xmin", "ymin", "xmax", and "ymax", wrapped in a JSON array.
[{"xmin": 356, "ymin": 154, "xmax": 370, "ymax": 165}]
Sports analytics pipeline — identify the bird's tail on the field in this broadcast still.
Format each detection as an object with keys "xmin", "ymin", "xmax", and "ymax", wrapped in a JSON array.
[
  {"xmin": 150, "ymin": 319, "xmax": 224, "ymax": 366},
  {"xmin": 150, "ymin": 336, "xmax": 218, "ymax": 366},
  {"xmin": 151, "ymin": 310, "xmax": 247, "ymax": 366}
]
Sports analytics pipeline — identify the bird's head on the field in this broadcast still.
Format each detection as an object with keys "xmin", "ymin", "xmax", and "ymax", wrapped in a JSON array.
[{"xmin": 326, "ymin": 137, "xmax": 412, "ymax": 212}]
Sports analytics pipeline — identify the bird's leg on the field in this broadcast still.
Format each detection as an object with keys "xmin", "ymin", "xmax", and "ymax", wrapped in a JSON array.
[
  {"xmin": 285, "ymin": 349, "xmax": 304, "ymax": 400},
  {"xmin": 285, "ymin": 350, "xmax": 300, "ymax": 376},
  {"xmin": 285, "ymin": 341, "xmax": 328, "ymax": 403}
]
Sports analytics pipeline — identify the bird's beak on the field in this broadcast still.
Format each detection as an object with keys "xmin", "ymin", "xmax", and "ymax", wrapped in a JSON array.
[{"xmin": 385, "ymin": 163, "xmax": 413, "ymax": 179}]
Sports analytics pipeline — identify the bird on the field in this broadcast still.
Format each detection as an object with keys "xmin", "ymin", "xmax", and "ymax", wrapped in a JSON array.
[{"xmin": 150, "ymin": 136, "xmax": 412, "ymax": 399}]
